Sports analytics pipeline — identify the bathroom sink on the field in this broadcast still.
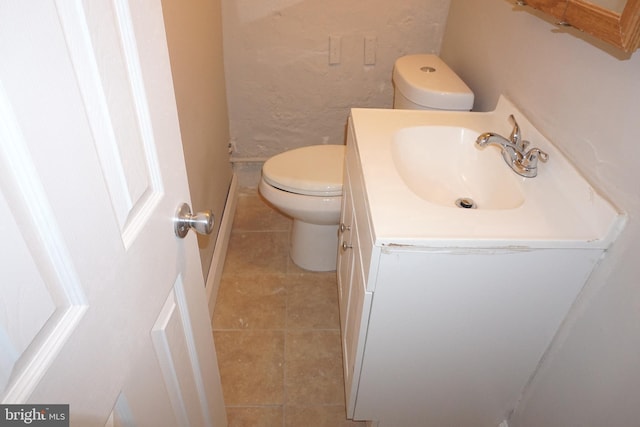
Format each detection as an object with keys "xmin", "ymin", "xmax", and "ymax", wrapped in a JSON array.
[
  {"xmin": 348, "ymin": 95, "xmax": 626, "ymax": 248},
  {"xmin": 392, "ymin": 126, "xmax": 524, "ymax": 209}
]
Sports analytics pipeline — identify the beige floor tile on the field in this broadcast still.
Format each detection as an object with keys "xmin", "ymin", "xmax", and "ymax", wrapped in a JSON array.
[
  {"xmin": 284, "ymin": 330, "xmax": 345, "ymax": 405},
  {"xmin": 285, "ymin": 356, "xmax": 345, "ymax": 405},
  {"xmin": 285, "ymin": 330, "xmax": 342, "ymax": 362},
  {"xmin": 223, "ymin": 231, "xmax": 289, "ymax": 275},
  {"xmin": 214, "ymin": 330, "xmax": 285, "ymax": 405},
  {"xmin": 285, "ymin": 256, "xmax": 310, "ymax": 274},
  {"xmin": 286, "ymin": 273, "xmax": 340, "ymax": 329},
  {"xmin": 213, "ymin": 273, "xmax": 287, "ymax": 330},
  {"xmin": 285, "ymin": 330, "xmax": 344, "ymax": 405},
  {"xmin": 232, "ymin": 189, "xmax": 291, "ymax": 232},
  {"xmin": 226, "ymin": 406, "xmax": 283, "ymax": 427},
  {"xmin": 285, "ymin": 405, "xmax": 368, "ymax": 427},
  {"xmin": 214, "ymin": 188, "xmax": 361, "ymax": 424}
]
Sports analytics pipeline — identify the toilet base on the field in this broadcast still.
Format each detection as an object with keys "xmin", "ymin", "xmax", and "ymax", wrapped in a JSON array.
[{"xmin": 290, "ymin": 220, "xmax": 338, "ymax": 271}]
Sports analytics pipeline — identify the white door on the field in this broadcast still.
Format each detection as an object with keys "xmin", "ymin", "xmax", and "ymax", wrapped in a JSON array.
[{"xmin": 0, "ymin": 1, "xmax": 226, "ymax": 426}]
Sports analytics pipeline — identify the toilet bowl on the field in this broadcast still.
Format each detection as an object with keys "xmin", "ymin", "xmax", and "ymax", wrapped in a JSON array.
[
  {"xmin": 259, "ymin": 54, "xmax": 474, "ymax": 271},
  {"xmin": 259, "ymin": 144, "xmax": 345, "ymax": 271}
]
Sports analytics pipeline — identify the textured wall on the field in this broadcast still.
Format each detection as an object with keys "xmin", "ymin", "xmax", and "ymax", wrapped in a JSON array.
[
  {"xmin": 222, "ymin": 0, "xmax": 451, "ymax": 163},
  {"xmin": 441, "ymin": 1, "xmax": 640, "ymax": 426}
]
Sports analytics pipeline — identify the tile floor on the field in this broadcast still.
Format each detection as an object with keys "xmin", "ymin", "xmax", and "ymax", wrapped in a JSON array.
[{"xmin": 212, "ymin": 188, "xmax": 366, "ymax": 427}]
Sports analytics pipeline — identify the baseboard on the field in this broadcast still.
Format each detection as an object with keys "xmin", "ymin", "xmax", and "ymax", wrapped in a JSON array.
[{"xmin": 205, "ymin": 173, "xmax": 238, "ymax": 320}]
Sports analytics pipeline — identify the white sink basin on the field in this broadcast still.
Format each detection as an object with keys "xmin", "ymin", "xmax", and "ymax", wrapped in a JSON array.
[
  {"xmin": 392, "ymin": 126, "xmax": 525, "ymax": 209},
  {"xmin": 348, "ymin": 95, "xmax": 626, "ymax": 248}
]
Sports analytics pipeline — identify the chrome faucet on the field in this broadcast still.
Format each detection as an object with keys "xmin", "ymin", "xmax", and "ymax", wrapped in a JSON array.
[{"xmin": 475, "ymin": 114, "xmax": 549, "ymax": 178}]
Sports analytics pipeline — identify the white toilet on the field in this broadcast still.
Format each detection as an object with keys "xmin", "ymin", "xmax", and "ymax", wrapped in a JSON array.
[
  {"xmin": 259, "ymin": 54, "xmax": 474, "ymax": 271},
  {"xmin": 259, "ymin": 144, "xmax": 345, "ymax": 271},
  {"xmin": 392, "ymin": 54, "xmax": 474, "ymax": 110}
]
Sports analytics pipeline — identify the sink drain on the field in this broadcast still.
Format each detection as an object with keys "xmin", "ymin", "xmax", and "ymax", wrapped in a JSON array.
[{"xmin": 455, "ymin": 198, "xmax": 477, "ymax": 209}]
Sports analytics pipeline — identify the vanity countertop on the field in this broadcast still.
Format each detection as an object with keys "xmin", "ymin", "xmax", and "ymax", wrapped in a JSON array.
[{"xmin": 349, "ymin": 96, "xmax": 626, "ymax": 249}]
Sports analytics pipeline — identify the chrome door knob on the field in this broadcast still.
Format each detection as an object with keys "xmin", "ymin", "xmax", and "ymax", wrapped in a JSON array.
[{"xmin": 174, "ymin": 203, "xmax": 214, "ymax": 238}]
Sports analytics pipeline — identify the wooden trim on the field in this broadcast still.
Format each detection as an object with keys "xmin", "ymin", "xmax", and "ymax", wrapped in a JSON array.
[
  {"xmin": 526, "ymin": 0, "xmax": 569, "ymax": 18},
  {"xmin": 565, "ymin": 0, "xmax": 640, "ymax": 52},
  {"xmin": 621, "ymin": 0, "xmax": 640, "ymax": 50}
]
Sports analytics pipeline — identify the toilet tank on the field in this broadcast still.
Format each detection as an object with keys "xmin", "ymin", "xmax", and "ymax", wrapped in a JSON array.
[{"xmin": 393, "ymin": 54, "xmax": 474, "ymax": 111}]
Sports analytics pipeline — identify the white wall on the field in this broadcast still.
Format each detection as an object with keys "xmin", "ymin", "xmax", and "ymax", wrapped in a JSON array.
[
  {"xmin": 162, "ymin": 0, "xmax": 233, "ymax": 276},
  {"xmin": 222, "ymin": 0, "xmax": 451, "ymax": 184},
  {"xmin": 441, "ymin": 1, "xmax": 640, "ymax": 426}
]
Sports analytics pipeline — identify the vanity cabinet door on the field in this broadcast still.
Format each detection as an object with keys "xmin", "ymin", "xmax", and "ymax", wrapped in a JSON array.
[
  {"xmin": 337, "ymin": 172, "xmax": 354, "ymax": 334},
  {"xmin": 337, "ymin": 170, "xmax": 362, "ymax": 414},
  {"xmin": 338, "ymin": 205, "xmax": 371, "ymax": 418},
  {"xmin": 343, "ymin": 233, "xmax": 370, "ymax": 418},
  {"xmin": 340, "ymin": 117, "xmax": 375, "ymax": 420},
  {"xmin": 338, "ymin": 161, "xmax": 373, "ymax": 419}
]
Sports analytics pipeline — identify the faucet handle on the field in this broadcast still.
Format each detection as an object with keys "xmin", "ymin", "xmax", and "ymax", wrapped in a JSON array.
[
  {"xmin": 508, "ymin": 114, "xmax": 531, "ymax": 154},
  {"xmin": 508, "ymin": 114, "xmax": 521, "ymax": 145},
  {"xmin": 522, "ymin": 147, "xmax": 549, "ymax": 168}
]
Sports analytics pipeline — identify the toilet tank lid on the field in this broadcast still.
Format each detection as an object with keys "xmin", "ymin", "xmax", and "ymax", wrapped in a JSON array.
[
  {"xmin": 262, "ymin": 145, "xmax": 345, "ymax": 196},
  {"xmin": 393, "ymin": 54, "xmax": 474, "ymax": 110}
]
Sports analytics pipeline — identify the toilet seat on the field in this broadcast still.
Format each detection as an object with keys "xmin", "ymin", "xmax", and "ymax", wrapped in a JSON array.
[{"xmin": 262, "ymin": 145, "xmax": 345, "ymax": 196}]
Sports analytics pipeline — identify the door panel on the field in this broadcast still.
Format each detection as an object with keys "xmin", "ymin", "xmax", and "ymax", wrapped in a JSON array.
[
  {"xmin": 0, "ymin": 1, "xmax": 226, "ymax": 425},
  {"xmin": 0, "ymin": 83, "xmax": 88, "ymax": 403},
  {"xmin": 56, "ymin": 0, "xmax": 164, "ymax": 244},
  {"xmin": 152, "ymin": 282, "xmax": 207, "ymax": 427}
]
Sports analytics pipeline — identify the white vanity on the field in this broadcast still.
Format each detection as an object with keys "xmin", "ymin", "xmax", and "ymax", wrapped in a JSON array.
[{"xmin": 337, "ymin": 97, "xmax": 626, "ymax": 427}]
